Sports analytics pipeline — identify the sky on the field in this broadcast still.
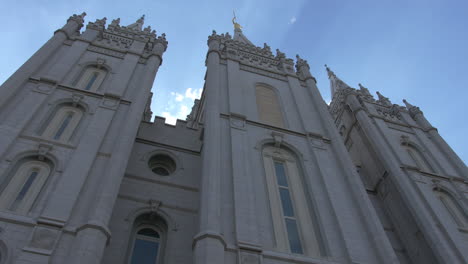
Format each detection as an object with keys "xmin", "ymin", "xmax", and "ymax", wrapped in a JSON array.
[{"xmin": 0, "ymin": 0, "xmax": 467, "ymax": 163}]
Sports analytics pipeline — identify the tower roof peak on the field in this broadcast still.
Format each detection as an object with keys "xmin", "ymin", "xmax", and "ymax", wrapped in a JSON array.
[
  {"xmin": 325, "ymin": 65, "xmax": 352, "ymax": 96},
  {"xmin": 231, "ymin": 12, "xmax": 253, "ymax": 45},
  {"xmin": 126, "ymin": 15, "xmax": 145, "ymax": 31}
]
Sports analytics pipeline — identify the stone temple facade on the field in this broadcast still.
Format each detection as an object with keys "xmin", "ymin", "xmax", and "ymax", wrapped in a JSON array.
[{"xmin": 0, "ymin": 12, "xmax": 466, "ymax": 264}]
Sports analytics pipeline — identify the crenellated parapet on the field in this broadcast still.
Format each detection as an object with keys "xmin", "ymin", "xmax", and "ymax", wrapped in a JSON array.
[
  {"xmin": 329, "ymin": 81, "xmax": 409, "ymax": 125},
  {"xmin": 74, "ymin": 15, "xmax": 168, "ymax": 59},
  {"xmin": 206, "ymin": 30, "xmax": 310, "ymax": 80}
]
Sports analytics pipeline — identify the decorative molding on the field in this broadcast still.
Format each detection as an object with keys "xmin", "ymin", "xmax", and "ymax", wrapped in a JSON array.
[
  {"xmin": 87, "ymin": 45, "xmax": 125, "ymax": 59},
  {"xmin": 239, "ymin": 64, "xmax": 287, "ymax": 82},
  {"xmin": 37, "ymin": 143, "xmax": 53, "ymax": 161},
  {"xmin": 230, "ymin": 113, "xmax": 246, "ymax": 130},
  {"xmin": 271, "ymin": 132, "xmax": 284, "ymax": 147}
]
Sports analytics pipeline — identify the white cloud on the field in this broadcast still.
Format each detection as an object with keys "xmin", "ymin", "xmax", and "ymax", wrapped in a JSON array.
[
  {"xmin": 185, "ymin": 87, "xmax": 202, "ymax": 101},
  {"xmin": 174, "ymin": 93, "xmax": 184, "ymax": 102},
  {"xmin": 179, "ymin": 105, "xmax": 190, "ymax": 117},
  {"xmin": 161, "ymin": 87, "xmax": 203, "ymax": 125},
  {"xmin": 289, "ymin": 16, "xmax": 297, "ymax": 24},
  {"xmin": 161, "ymin": 111, "xmax": 178, "ymax": 125}
]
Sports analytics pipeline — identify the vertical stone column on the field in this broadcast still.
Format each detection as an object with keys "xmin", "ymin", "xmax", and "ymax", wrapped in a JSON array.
[
  {"xmin": 405, "ymin": 101, "xmax": 468, "ymax": 178},
  {"xmin": 0, "ymin": 83, "xmax": 52, "ymax": 159},
  {"xmin": 0, "ymin": 13, "xmax": 85, "ymax": 109},
  {"xmin": 193, "ymin": 33, "xmax": 225, "ymax": 264},
  {"xmin": 298, "ymin": 60, "xmax": 398, "ymax": 263},
  {"xmin": 226, "ymin": 59, "xmax": 262, "ymax": 253},
  {"xmin": 346, "ymin": 94, "xmax": 465, "ymax": 264},
  {"xmin": 66, "ymin": 41, "xmax": 165, "ymax": 264}
]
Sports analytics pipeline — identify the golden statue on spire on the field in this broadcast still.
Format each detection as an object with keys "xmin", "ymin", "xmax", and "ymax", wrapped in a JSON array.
[{"xmin": 232, "ymin": 11, "xmax": 242, "ymax": 30}]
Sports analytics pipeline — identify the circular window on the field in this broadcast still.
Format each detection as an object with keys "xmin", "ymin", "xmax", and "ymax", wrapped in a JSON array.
[{"xmin": 148, "ymin": 154, "xmax": 176, "ymax": 176}]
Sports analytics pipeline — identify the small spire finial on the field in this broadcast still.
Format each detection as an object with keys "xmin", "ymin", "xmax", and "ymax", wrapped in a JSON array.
[
  {"xmin": 325, "ymin": 64, "xmax": 335, "ymax": 79},
  {"xmin": 232, "ymin": 11, "xmax": 242, "ymax": 30}
]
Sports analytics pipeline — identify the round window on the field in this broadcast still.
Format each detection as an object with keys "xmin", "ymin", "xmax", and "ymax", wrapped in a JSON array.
[{"xmin": 148, "ymin": 154, "xmax": 176, "ymax": 176}]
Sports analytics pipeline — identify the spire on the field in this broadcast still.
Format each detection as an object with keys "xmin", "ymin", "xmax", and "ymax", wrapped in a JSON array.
[
  {"xmin": 325, "ymin": 65, "xmax": 352, "ymax": 96},
  {"xmin": 403, "ymin": 99, "xmax": 423, "ymax": 117},
  {"xmin": 232, "ymin": 12, "xmax": 253, "ymax": 45},
  {"xmin": 127, "ymin": 15, "xmax": 145, "ymax": 31},
  {"xmin": 376, "ymin": 91, "xmax": 392, "ymax": 106}
]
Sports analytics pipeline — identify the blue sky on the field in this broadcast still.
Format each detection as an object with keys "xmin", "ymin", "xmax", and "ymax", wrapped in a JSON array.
[{"xmin": 1, "ymin": 0, "xmax": 467, "ymax": 163}]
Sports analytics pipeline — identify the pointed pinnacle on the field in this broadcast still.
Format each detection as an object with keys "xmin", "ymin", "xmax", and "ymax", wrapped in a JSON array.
[
  {"xmin": 325, "ymin": 64, "xmax": 335, "ymax": 79},
  {"xmin": 403, "ymin": 99, "xmax": 413, "ymax": 108}
]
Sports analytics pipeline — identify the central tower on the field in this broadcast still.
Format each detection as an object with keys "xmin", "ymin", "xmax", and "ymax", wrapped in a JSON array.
[{"xmin": 191, "ymin": 22, "xmax": 399, "ymax": 264}]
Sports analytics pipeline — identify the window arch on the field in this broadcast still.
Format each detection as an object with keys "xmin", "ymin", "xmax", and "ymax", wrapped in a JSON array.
[
  {"xmin": 262, "ymin": 145, "xmax": 321, "ymax": 256},
  {"xmin": 127, "ymin": 213, "xmax": 167, "ymax": 264},
  {"xmin": 75, "ymin": 66, "xmax": 107, "ymax": 92},
  {"xmin": 434, "ymin": 189, "xmax": 467, "ymax": 228},
  {"xmin": 41, "ymin": 105, "xmax": 84, "ymax": 142},
  {"xmin": 403, "ymin": 144, "xmax": 433, "ymax": 172},
  {"xmin": 255, "ymin": 85, "xmax": 285, "ymax": 127},
  {"xmin": 0, "ymin": 158, "xmax": 52, "ymax": 214}
]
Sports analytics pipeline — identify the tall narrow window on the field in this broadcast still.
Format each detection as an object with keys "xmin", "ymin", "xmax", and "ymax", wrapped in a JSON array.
[
  {"xmin": 255, "ymin": 85, "xmax": 285, "ymax": 127},
  {"xmin": 274, "ymin": 161, "xmax": 303, "ymax": 254},
  {"xmin": 435, "ymin": 190, "xmax": 467, "ymax": 228},
  {"xmin": 0, "ymin": 160, "xmax": 51, "ymax": 214},
  {"xmin": 130, "ymin": 228, "xmax": 161, "ymax": 264},
  {"xmin": 42, "ymin": 105, "xmax": 83, "ymax": 142},
  {"xmin": 84, "ymin": 72, "xmax": 99, "ymax": 90},
  {"xmin": 263, "ymin": 146, "xmax": 321, "ymax": 256},
  {"xmin": 75, "ymin": 66, "xmax": 107, "ymax": 92},
  {"xmin": 404, "ymin": 145, "xmax": 433, "ymax": 172}
]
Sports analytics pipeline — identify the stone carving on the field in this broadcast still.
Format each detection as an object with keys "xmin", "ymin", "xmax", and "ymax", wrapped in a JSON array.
[
  {"xmin": 376, "ymin": 105, "xmax": 402, "ymax": 121},
  {"xmin": 271, "ymin": 132, "xmax": 284, "ymax": 148},
  {"xmin": 38, "ymin": 143, "xmax": 53, "ymax": 161},
  {"xmin": 149, "ymin": 199, "xmax": 161, "ymax": 212},
  {"xmin": 376, "ymin": 91, "xmax": 392, "ymax": 106},
  {"xmin": 230, "ymin": 114, "xmax": 246, "ymax": 130},
  {"xmin": 403, "ymin": 99, "xmax": 423, "ymax": 118},
  {"xmin": 71, "ymin": 94, "xmax": 84, "ymax": 106},
  {"xmin": 206, "ymin": 31, "xmax": 301, "ymax": 76},
  {"xmin": 84, "ymin": 15, "xmax": 166, "ymax": 55},
  {"xmin": 67, "ymin": 12, "xmax": 86, "ymax": 28}
]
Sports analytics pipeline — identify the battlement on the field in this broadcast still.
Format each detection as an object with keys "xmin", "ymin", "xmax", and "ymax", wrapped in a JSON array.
[
  {"xmin": 207, "ymin": 30, "xmax": 311, "ymax": 80},
  {"xmin": 136, "ymin": 116, "xmax": 202, "ymax": 153}
]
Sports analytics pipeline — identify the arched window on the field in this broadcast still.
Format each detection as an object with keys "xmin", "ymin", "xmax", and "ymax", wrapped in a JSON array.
[
  {"xmin": 129, "ymin": 227, "xmax": 161, "ymax": 264},
  {"xmin": 262, "ymin": 145, "xmax": 321, "ymax": 256},
  {"xmin": 404, "ymin": 144, "xmax": 433, "ymax": 172},
  {"xmin": 127, "ymin": 214, "xmax": 167, "ymax": 264},
  {"xmin": 0, "ymin": 159, "xmax": 52, "ymax": 214},
  {"xmin": 255, "ymin": 85, "xmax": 285, "ymax": 127},
  {"xmin": 42, "ymin": 105, "xmax": 83, "ymax": 142},
  {"xmin": 434, "ymin": 189, "xmax": 467, "ymax": 228},
  {"xmin": 75, "ymin": 66, "xmax": 107, "ymax": 92}
]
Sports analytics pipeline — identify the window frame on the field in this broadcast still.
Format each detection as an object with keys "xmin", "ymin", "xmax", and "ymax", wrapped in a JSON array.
[
  {"xmin": 434, "ymin": 189, "xmax": 467, "ymax": 229},
  {"xmin": 128, "ymin": 225, "xmax": 163, "ymax": 264},
  {"xmin": 0, "ymin": 160, "xmax": 51, "ymax": 214},
  {"xmin": 255, "ymin": 84, "xmax": 285, "ymax": 128},
  {"xmin": 41, "ymin": 105, "xmax": 84, "ymax": 142},
  {"xmin": 262, "ymin": 146, "xmax": 321, "ymax": 256},
  {"xmin": 404, "ymin": 144, "xmax": 434, "ymax": 173},
  {"xmin": 75, "ymin": 66, "xmax": 107, "ymax": 92},
  {"xmin": 127, "ymin": 221, "xmax": 167, "ymax": 264}
]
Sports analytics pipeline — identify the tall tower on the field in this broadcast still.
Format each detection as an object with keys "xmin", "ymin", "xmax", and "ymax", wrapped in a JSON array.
[
  {"xmin": 328, "ymin": 67, "xmax": 468, "ymax": 264},
  {"xmin": 0, "ymin": 13, "xmax": 167, "ymax": 264},
  {"xmin": 192, "ymin": 21, "xmax": 401, "ymax": 264}
]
